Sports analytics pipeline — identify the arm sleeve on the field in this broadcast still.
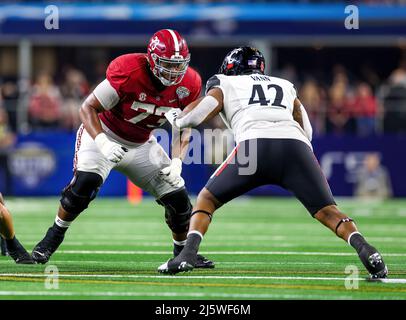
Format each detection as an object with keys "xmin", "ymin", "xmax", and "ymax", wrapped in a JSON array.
[
  {"xmin": 300, "ymin": 104, "xmax": 313, "ymax": 142},
  {"xmin": 93, "ymin": 79, "xmax": 120, "ymax": 110},
  {"xmin": 291, "ymin": 85, "xmax": 298, "ymax": 99},
  {"xmin": 176, "ymin": 96, "xmax": 219, "ymax": 129}
]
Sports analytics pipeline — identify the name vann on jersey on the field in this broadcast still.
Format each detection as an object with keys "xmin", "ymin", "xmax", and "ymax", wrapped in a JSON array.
[{"xmin": 206, "ymin": 74, "xmax": 311, "ymax": 148}]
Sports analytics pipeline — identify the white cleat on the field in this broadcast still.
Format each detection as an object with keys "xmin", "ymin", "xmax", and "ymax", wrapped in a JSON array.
[
  {"xmin": 157, "ymin": 258, "xmax": 194, "ymax": 275},
  {"xmin": 157, "ymin": 261, "xmax": 169, "ymax": 273}
]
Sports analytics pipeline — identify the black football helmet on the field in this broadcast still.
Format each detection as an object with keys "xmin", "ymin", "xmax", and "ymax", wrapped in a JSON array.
[{"xmin": 219, "ymin": 46, "xmax": 265, "ymax": 76}]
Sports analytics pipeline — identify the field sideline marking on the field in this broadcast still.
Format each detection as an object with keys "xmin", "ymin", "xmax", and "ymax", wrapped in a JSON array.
[
  {"xmin": 55, "ymin": 250, "xmax": 406, "ymax": 257},
  {"xmin": 1, "ymin": 273, "xmax": 406, "ymax": 283},
  {"xmin": 2, "ymin": 275, "xmax": 406, "ymax": 293}
]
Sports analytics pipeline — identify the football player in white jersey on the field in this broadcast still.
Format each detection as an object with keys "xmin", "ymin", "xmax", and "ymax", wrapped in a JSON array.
[{"xmin": 158, "ymin": 47, "xmax": 388, "ymax": 279}]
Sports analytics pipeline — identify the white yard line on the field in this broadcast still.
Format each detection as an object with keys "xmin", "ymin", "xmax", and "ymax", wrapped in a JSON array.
[
  {"xmin": 0, "ymin": 291, "xmax": 354, "ymax": 299},
  {"xmin": 53, "ymin": 250, "xmax": 406, "ymax": 257},
  {"xmin": 0, "ymin": 260, "xmax": 336, "ymax": 265},
  {"xmin": 21, "ymin": 242, "xmax": 296, "ymax": 247},
  {"xmin": 17, "ymin": 235, "xmax": 406, "ymax": 242},
  {"xmin": 1, "ymin": 273, "xmax": 406, "ymax": 283}
]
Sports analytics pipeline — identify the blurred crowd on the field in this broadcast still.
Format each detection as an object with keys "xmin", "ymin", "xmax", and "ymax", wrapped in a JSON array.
[
  {"xmin": 1, "ymin": 61, "xmax": 406, "ymax": 137},
  {"xmin": 0, "ymin": 67, "xmax": 90, "ymax": 134},
  {"xmin": 273, "ymin": 62, "xmax": 406, "ymax": 136}
]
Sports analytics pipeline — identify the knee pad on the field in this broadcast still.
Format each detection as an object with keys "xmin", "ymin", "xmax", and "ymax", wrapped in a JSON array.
[
  {"xmin": 60, "ymin": 171, "xmax": 103, "ymax": 215},
  {"xmin": 157, "ymin": 188, "xmax": 192, "ymax": 234}
]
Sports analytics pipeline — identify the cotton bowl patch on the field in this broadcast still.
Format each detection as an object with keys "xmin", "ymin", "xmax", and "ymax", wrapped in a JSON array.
[{"xmin": 176, "ymin": 86, "xmax": 190, "ymax": 99}]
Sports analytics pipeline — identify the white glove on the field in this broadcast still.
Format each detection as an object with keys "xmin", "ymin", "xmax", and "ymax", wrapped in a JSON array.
[
  {"xmin": 164, "ymin": 109, "xmax": 182, "ymax": 127},
  {"xmin": 159, "ymin": 158, "xmax": 184, "ymax": 187},
  {"xmin": 94, "ymin": 133, "xmax": 128, "ymax": 164}
]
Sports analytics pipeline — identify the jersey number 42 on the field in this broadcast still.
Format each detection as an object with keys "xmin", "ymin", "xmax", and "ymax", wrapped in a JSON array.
[{"xmin": 248, "ymin": 84, "xmax": 287, "ymax": 109}]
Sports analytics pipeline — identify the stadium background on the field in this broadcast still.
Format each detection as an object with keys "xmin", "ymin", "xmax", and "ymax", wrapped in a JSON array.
[
  {"xmin": 0, "ymin": 0, "xmax": 405, "ymax": 199},
  {"xmin": 1, "ymin": 0, "xmax": 406, "ymax": 302}
]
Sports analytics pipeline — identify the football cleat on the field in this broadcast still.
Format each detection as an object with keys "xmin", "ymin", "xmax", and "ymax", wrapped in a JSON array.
[
  {"xmin": 31, "ymin": 227, "xmax": 65, "ymax": 264},
  {"xmin": 6, "ymin": 238, "xmax": 36, "ymax": 264},
  {"xmin": 173, "ymin": 245, "xmax": 215, "ymax": 269},
  {"xmin": 8, "ymin": 247, "xmax": 36, "ymax": 264},
  {"xmin": 158, "ymin": 257, "xmax": 195, "ymax": 275},
  {"xmin": 358, "ymin": 244, "xmax": 388, "ymax": 279},
  {"xmin": 194, "ymin": 254, "xmax": 215, "ymax": 269},
  {"xmin": 367, "ymin": 252, "xmax": 388, "ymax": 279}
]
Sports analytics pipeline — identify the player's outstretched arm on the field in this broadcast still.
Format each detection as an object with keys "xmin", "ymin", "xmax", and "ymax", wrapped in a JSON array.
[
  {"xmin": 293, "ymin": 98, "xmax": 313, "ymax": 142},
  {"xmin": 166, "ymin": 88, "xmax": 224, "ymax": 129},
  {"xmin": 160, "ymin": 88, "xmax": 223, "ymax": 187},
  {"xmin": 171, "ymin": 127, "xmax": 192, "ymax": 161},
  {"xmin": 159, "ymin": 127, "xmax": 191, "ymax": 188}
]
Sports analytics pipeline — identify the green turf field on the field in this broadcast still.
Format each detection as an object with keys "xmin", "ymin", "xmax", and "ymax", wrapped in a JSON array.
[{"xmin": 0, "ymin": 197, "xmax": 405, "ymax": 300}]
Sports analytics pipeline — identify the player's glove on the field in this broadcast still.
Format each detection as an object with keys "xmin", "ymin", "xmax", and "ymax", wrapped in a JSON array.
[
  {"xmin": 164, "ymin": 109, "xmax": 182, "ymax": 127},
  {"xmin": 95, "ymin": 132, "xmax": 128, "ymax": 164},
  {"xmin": 159, "ymin": 158, "xmax": 185, "ymax": 188}
]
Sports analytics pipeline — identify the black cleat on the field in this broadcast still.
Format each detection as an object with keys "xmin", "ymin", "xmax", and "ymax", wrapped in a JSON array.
[
  {"xmin": 8, "ymin": 247, "xmax": 36, "ymax": 264},
  {"xmin": 1, "ymin": 237, "xmax": 8, "ymax": 256},
  {"xmin": 31, "ymin": 227, "xmax": 64, "ymax": 264},
  {"xmin": 358, "ymin": 245, "xmax": 388, "ymax": 279},
  {"xmin": 173, "ymin": 246, "xmax": 215, "ymax": 269},
  {"xmin": 6, "ymin": 238, "xmax": 36, "ymax": 264},
  {"xmin": 158, "ymin": 253, "xmax": 197, "ymax": 275},
  {"xmin": 367, "ymin": 252, "xmax": 388, "ymax": 279},
  {"xmin": 194, "ymin": 254, "xmax": 215, "ymax": 269}
]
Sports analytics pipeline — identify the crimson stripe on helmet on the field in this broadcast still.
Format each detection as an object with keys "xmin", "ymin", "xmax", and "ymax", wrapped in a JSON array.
[{"xmin": 166, "ymin": 29, "xmax": 180, "ymax": 54}]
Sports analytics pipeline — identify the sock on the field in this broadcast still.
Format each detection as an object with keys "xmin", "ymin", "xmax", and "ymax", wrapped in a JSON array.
[
  {"xmin": 181, "ymin": 231, "xmax": 203, "ymax": 257},
  {"xmin": 348, "ymin": 231, "xmax": 386, "ymax": 276},
  {"xmin": 173, "ymin": 239, "xmax": 187, "ymax": 257},
  {"xmin": 0, "ymin": 237, "xmax": 7, "ymax": 255},
  {"xmin": 348, "ymin": 232, "xmax": 367, "ymax": 254},
  {"xmin": 52, "ymin": 216, "xmax": 72, "ymax": 235},
  {"xmin": 5, "ymin": 236, "xmax": 20, "ymax": 252}
]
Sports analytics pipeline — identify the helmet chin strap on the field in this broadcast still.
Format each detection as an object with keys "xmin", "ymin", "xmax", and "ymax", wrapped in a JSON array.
[{"xmin": 159, "ymin": 77, "xmax": 172, "ymax": 86}]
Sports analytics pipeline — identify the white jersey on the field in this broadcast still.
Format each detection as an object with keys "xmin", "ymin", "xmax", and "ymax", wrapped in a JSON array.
[{"xmin": 205, "ymin": 74, "xmax": 311, "ymax": 148}]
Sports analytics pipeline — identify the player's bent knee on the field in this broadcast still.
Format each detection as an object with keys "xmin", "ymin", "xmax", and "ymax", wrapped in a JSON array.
[
  {"xmin": 0, "ymin": 202, "xmax": 9, "ymax": 222},
  {"xmin": 60, "ymin": 171, "xmax": 103, "ymax": 215},
  {"xmin": 157, "ymin": 188, "xmax": 192, "ymax": 234},
  {"xmin": 197, "ymin": 188, "xmax": 222, "ymax": 210}
]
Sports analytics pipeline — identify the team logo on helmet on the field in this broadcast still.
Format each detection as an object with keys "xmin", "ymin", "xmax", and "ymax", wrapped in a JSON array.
[
  {"xmin": 176, "ymin": 86, "xmax": 190, "ymax": 99},
  {"xmin": 147, "ymin": 29, "xmax": 190, "ymax": 86},
  {"xmin": 149, "ymin": 36, "xmax": 160, "ymax": 51}
]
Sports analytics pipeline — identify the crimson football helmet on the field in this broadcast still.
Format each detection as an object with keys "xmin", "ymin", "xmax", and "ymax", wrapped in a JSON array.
[{"xmin": 147, "ymin": 29, "xmax": 190, "ymax": 86}]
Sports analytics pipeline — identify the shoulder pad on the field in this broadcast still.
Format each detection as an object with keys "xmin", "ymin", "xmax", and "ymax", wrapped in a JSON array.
[{"xmin": 206, "ymin": 75, "xmax": 221, "ymax": 93}]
